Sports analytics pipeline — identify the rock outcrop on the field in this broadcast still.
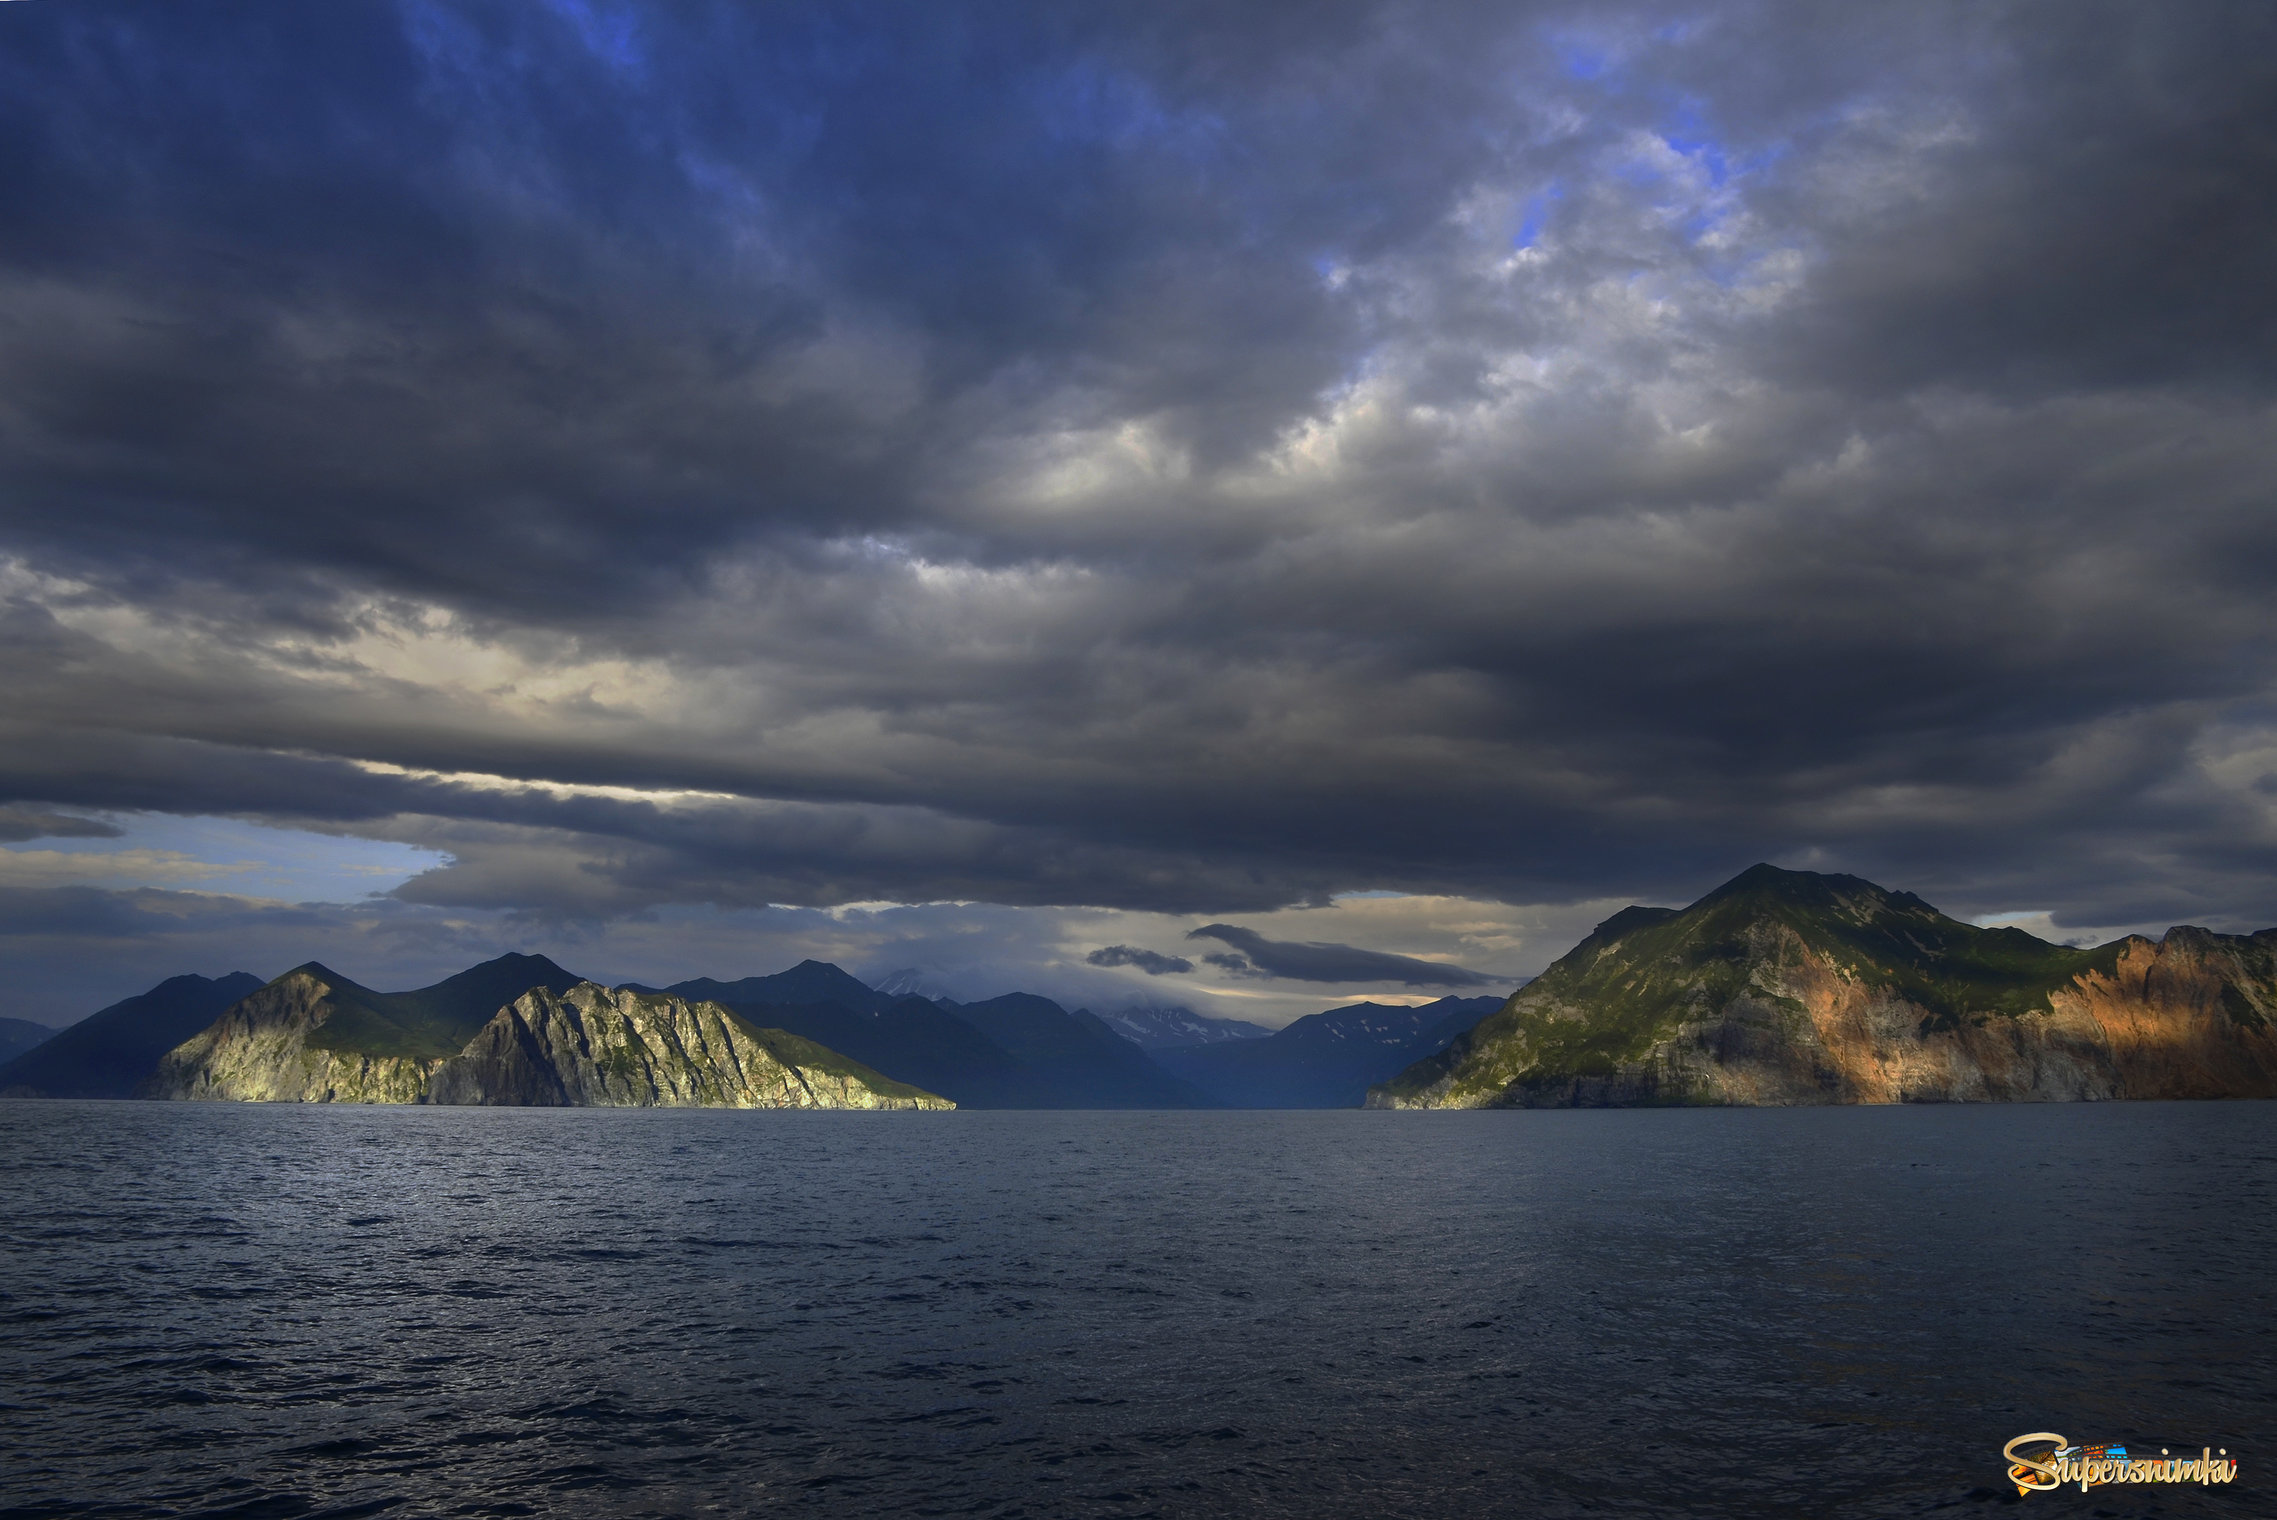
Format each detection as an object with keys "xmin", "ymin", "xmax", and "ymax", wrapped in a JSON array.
[
  {"xmin": 1368, "ymin": 865, "xmax": 2277, "ymax": 1108},
  {"xmin": 427, "ymin": 983, "xmax": 952, "ymax": 1109},
  {"xmin": 146, "ymin": 968, "xmax": 448, "ymax": 1102},
  {"xmin": 146, "ymin": 963, "xmax": 952, "ymax": 1110}
]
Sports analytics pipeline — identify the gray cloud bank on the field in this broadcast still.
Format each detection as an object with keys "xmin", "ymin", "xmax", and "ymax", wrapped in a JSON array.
[
  {"xmin": 3, "ymin": 0, "xmax": 2277, "ymax": 955},
  {"xmin": 1186, "ymin": 925, "xmax": 1496, "ymax": 988},
  {"xmin": 0, "ymin": 807, "xmax": 119, "ymax": 844},
  {"xmin": 1086, "ymin": 945, "xmax": 1195, "ymax": 976}
]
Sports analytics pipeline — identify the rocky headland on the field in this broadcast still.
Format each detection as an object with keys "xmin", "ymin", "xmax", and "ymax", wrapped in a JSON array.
[
  {"xmin": 143, "ymin": 960, "xmax": 949, "ymax": 1109},
  {"xmin": 1368, "ymin": 864, "xmax": 2277, "ymax": 1108},
  {"xmin": 427, "ymin": 983, "xmax": 951, "ymax": 1109}
]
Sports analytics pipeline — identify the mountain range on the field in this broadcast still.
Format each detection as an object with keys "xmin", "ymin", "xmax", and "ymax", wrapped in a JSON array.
[
  {"xmin": 1092, "ymin": 1004, "xmax": 1272, "ymax": 1049},
  {"xmin": 1161, "ymin": 996, "xmax": 1503, "ymax": 1107},
  {"xmin": 2, "ymin": 953, "xmax": 1228, "ymax": 1109},
  {"xmin": 659, "ymin": 962, "xmax": 1205, "ymax": 1108},
  {"xmin": 2, "ymin": 951, "xmax": 1490, "ymax": 1110},
  {"xmin": 18, "ymin": 866, "xmax": 2273, "ymax": 1113},
  {"xmin": 1370, "ymin": 864, "xmax": 2277, "ymax": 1107}
]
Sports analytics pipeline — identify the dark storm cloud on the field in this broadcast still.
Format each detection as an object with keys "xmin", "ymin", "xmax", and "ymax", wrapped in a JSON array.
[
  {"xmin": 0, "ymin": 807, "xmax": 120, "ymax": 843},
  {"xmin": 3, "ymin": 0, "xmax": 2277, "ymax": 937},
  {"xmin": 1185, "ymin": 925, "xmax": 1494, "ymax": 987},
  {"xmin": 1085, "ymin": 945, "xmax": 1193, "ymax": 976}
]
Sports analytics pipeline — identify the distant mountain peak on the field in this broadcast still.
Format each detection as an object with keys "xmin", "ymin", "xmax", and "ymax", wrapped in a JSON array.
[
  {"xmin": 671, "ymin": 961, "xmax": 881, "ymax": 1012},
  {"xmin": 1095, "ymin": 1004, "xmax": 1272, "ymax": 1050},
  {"xmin": 871, "ymin": 967, "xmax": 956, "ymax": 1001},
  {"xmin": 1157, "ymin": 993, "xmax": 1502, "ymax": 1107},
  {"xmin": 466, "ymin": 951, "xmax": 576, "ymax": 975}
]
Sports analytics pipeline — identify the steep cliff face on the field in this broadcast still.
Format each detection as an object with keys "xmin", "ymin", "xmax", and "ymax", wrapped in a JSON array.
[
  {"xmin": 148, "ymin": 965, "xmax": 951, "ymax": 1109},
  {"xmin": 145, "ymin": 968, "xmax": 445, "ymax": 1102},
  {"xmin": 144, "ymin": 956, "xmax": 586, "ymax": 1103},
  {"xmin": 428, "ymin": 984, "xmax": 952, "ymax": 1109},
  {"xmin": 1368, "ymin": 865, "xmax": 2277, "ymax": 1109}
]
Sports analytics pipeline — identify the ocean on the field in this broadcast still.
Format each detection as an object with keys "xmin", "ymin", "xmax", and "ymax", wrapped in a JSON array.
[{"xmin": 1, "ymin": 1101, "xmax": 2268, "ymax": 1517}]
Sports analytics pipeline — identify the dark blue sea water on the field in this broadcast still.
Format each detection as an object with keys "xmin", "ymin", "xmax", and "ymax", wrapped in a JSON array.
[{"xmin": 1, "ymin": 1102, "xmax": 2269, "ymax": 1519}]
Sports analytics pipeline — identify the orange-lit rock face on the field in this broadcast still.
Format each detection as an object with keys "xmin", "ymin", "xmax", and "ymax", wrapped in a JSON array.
[
  {"xmin": 2048, "ymin": 935, "xmax": 2277, "ymax": 1100},
  {"xmin": 1371, "ymin": 865, "xmax": 2277, "ymax": 1109},
  {"xmin": 1753, "ymin": 932, "xmax": 2276, "ymax": 1105}
]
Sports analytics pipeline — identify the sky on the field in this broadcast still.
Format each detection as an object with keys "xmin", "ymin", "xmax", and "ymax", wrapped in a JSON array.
[{"xmin": 3, "ymin": 0, "xmax": 2275, "ymax": 1026}]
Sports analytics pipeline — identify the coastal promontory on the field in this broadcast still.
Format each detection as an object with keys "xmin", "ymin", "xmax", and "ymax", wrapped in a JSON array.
[
  {"xmin": 1368, "ymin": 864, "xmax": 2277, "ymax": 1109},
  {"xmin": 143, "ymin": 957, "xmax": 950, "ymax": 1110}
]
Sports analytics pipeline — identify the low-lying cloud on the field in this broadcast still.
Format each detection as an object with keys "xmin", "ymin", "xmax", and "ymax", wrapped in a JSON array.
[
  {"xmin": 1185, "ymin": 925, "xmax": 1496, "ymax": 988},
  {"xmin": 1085, "ymin": 945, "xmax": 1195, "ymax": 976}
]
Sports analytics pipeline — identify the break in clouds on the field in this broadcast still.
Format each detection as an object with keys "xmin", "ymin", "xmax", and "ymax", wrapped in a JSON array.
[{"xmin": 3, "ymin": 1, "xmax": 2277, "ymax": 1019}]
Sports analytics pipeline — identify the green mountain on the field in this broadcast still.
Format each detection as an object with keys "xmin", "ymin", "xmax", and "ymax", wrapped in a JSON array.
[
  {"xmin": 1368, "ymin": 864, "xmax": 2277, "ymax": 1108},
  {"xmin": 146, "ymin": 955, "xmax": 585, "ymax": 1101},
  {"xmin": 0, "ymin": 973, "xmax": 265, "ymax": 1098},
  {"xmin": 681, "ymin": 966, "xmax": 1207, "ymax": 1107},
  {"xmin": 298, "ymin": 953, "xmax": 588, "ymax": 1059}
]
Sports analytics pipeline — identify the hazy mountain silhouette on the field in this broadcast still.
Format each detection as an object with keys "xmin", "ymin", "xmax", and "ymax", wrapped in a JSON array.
[
  {"xmin": 0, "ymin": 973, "xmax": 265, "ymax": 1098},
  {"xmin": 1095, "ymin": 1004, "xmax": 1272, "ymax": 1050},
  {"xmin": 1162, "ymin": 995, "xmax": 1504, "ymax": 1107}
]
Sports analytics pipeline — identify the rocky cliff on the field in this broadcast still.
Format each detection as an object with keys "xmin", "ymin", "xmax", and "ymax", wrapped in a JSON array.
[
  {"xmin": 146, "ymin": 967, "xmax": 449, "ymax": 1102},
  {"xmin": 1367, "ymin": 864, "xmax": 2277, "ymax": 1108},
  {"xmin": 428, "ymin": 983, "xmax": 951, "ymax": 1109},
  {"xmin": 147, "ymin": 965, "xmax": 950, "ymax": 1109}
]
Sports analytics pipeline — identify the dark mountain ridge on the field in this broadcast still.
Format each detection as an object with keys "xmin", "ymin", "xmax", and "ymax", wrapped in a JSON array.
[
  {"xmin": 677, "ymin": 992, "xmax": 1035, "ymax": 1107},
  {"xmin": 952, "ymin": 993, "xmax": 1208, "ymax": 1108},
  {"xmin": 298, "ymin": 953, "xmax": 587, "ymax": 1060},
  {"xmin": 665, "ymin": 960, "xmax": 891, "ymax": 1014},
  {"xmin": 664, "ymin": 968, "xmax": 1206, "ymax": 1107},
  {"xmin": 1165, "ymin": 994, "xmax": 1503, "ymax": 1107},
  {"xmin": 1, "ymin": 972, "xmax": 265, "ymax": 1098},
  {"xmin": 0, "ymin": 1015, "xmax": 58, "ymax": 1066}
]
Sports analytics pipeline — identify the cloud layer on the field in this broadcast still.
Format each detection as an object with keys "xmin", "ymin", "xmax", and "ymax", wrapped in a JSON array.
[
  {"xmin": 1185, "ymin": 924, "xmax": 1494, "ymax": 987},
  {"xmin": 1087, "ymin": 945, "xmax": 1196, "ymax": 976},
  {"xmin": 4, "ymin": 0, "xmax": 2277, "ymax": 1015}
]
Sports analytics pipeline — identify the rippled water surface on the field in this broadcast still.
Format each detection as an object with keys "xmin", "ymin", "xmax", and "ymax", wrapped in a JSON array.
[{"xmin": 2, "ymin": 1102, "xmax": 2270, "ymax": 1518}]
